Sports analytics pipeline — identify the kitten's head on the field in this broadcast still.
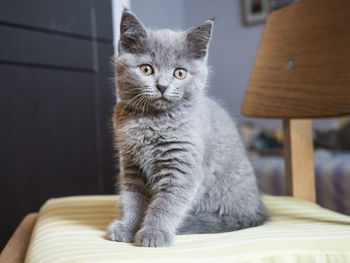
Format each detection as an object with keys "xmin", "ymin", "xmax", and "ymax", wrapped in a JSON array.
[{"xmin": 115, "ymin": 9, "xmax": 213, "ymax": 112}]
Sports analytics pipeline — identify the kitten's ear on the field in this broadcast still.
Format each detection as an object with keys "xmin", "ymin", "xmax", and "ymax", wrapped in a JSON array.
[
  {"xmin": 119, "ymin": 9, "xmax": 148, "ymax": 54},
  {"xmin": 186, "ymin": 19, "xmax": 214, "ymax": 59}
]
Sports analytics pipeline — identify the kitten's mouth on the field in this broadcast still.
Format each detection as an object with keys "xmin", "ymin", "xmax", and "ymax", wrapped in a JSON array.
[
  {"xmin": 161, "ymin": 97, "xmax": 172, "ymax": 102},
  {"xmin": 149, "ymin": 95, "xmax": 176, "ymax": 111},
  {"xmin": 155, "ymin": 96, "xmax": 172, "ymax": 103}
]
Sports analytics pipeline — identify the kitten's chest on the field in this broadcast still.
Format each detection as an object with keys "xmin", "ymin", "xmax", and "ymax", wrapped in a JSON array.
[
  {"xmin": 115, "ymin": 114, "xmax": 185, "ymax": 161},
  {"xmin": 119, "ymin": 118, "xmax": 158, "ymax": 149}
]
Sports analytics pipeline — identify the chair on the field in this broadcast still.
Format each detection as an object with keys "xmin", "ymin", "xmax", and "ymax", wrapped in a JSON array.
[
  {"xmin": 1, "ymin": 0, "xmax": 350, "ymax": 262},
  {"xmin": 241, "ymin": 0, "xmax": 350, "ymax": 203}
]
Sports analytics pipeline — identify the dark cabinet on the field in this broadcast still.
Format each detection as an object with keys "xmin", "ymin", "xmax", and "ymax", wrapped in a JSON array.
[{"xmin": 0, "ymin": 0, "xmax": 116, "ymax": 249}]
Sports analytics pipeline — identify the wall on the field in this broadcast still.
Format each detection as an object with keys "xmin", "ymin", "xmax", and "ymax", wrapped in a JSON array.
[
  {"xmin": 131, "ymin": 0, "xmax": 185, "ymax": 30},
  {"xmin": 112, "ymin": 0, "xmax": 130, "ymax": 54}
]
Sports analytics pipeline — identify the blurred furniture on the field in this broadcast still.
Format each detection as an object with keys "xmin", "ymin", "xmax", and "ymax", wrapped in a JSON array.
[
  {"xmin": 0, "ymin": 0, "xmax": 116, "ymax": 250},
  {"xmin": 2, "ymin": 0, "xmax": 350, "ymax": 262},
  {"xmin": 252, "ymin": 150, "xmax": 350, "ymax": 215},
  {"xmin": 0, "ymin": 214, "xmax": 37, "ymax": 263},
  {"xmin": 239, "ymin": 121, "xmax": 350, "ymax": 216}
]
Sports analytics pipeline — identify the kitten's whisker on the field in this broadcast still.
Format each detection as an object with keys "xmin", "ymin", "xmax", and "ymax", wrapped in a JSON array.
[
  {"xmin": 127, "ymin": 93, "xmax": 145, "ymax": 111},
  {"xmin": 140, "ymin": 97, "xmax": 147, "ymax": 115},
  {"xmin": 146, "ymin": 100, "xmax": 151, "ymax": 115},
  {"xmin": 126, "ymin": 87, "xmax": 143, "ymax": 92},
  {"xmin": 127, "ymin": 93, "xmax": 143, "ymax": 108},
  {"xmin": 122, "ymin": 88, "xmax": 144, "ymax": 96},
  {"xmin": 131, "ymin": 97, "xmax": 144, "ymax": 112},
  {"xmin": 128, "ymin": 92, "xmax": 144, "ymax": 100},
  {"xmin": 134, "ymin": 96, "xmax": 147, "ymax": 114}
]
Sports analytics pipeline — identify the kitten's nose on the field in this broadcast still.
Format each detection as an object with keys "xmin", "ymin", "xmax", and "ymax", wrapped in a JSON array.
[{"xmin": 156, "ymin": 84, "xmax": 168, "ymax": 94}]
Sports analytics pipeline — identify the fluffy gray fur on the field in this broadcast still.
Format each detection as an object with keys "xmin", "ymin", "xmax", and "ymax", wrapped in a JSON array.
[{"xmin": 108, "ymin": 10, "xmax": 266, "ymax": 247}]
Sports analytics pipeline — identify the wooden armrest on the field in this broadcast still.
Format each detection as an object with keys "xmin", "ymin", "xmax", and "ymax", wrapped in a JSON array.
[{"xmin": 0, "ymin": 213, "xmax": 38, "ymax": 263}]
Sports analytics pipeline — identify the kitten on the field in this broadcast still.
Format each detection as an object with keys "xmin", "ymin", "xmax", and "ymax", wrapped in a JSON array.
[{"xmin": 108, "ymin": 9, "xmax": 266, "ymax": 247}]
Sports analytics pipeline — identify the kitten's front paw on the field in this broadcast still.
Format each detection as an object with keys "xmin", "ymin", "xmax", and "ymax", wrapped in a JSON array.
[
  {"xmin": 107, "ymin": 220, "xmax": 135, "ymax": 243},
  {"xmin": 135, "ymin": 227, "xmax": 174, "ymax": 247}
]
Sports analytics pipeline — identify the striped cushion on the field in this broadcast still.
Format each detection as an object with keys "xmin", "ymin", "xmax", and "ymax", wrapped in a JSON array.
[{"xmin": 25, "ymin": 195, "xmax": 350, "ymax": 263}]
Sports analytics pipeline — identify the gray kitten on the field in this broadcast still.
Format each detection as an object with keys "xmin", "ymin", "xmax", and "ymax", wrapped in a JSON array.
[{"xmin": 108, "ymin": 10, "xmax": 266, "ymax": 247}]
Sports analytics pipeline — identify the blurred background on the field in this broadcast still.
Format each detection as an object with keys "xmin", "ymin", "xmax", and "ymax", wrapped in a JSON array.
[{"xmin": 1, "ymin": 0, "xmax": 349, "ymax": 251}]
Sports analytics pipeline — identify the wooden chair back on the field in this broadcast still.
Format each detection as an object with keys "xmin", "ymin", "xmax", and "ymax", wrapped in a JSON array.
[{"xmin": 241, "ymin": 0, "xmax": 350, "ymax": 202}]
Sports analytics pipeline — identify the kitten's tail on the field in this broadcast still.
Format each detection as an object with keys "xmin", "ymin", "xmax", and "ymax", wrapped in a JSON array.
[{"xmin": 177, "ymin": 209, "xmax": 267, "ymax": 234}]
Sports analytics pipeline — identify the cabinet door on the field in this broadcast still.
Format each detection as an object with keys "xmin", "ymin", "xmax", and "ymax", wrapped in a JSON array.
[{"xmin": 0, "ymin": 0, "xmax": 116, "ymax": 249}]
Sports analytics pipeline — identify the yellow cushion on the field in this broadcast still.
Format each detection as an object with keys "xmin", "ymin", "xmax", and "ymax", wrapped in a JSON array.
[{"xmin": 25, "ymin": 195, "xmax": 350, "ymax": 263}]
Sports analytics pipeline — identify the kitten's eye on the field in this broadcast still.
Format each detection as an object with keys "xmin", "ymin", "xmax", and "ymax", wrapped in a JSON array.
[
  {"xmin": 139, "ymin": 64, "xmax": 154, "ymax": 76},
  {"xmin": 173, "ymin": 68, "xmax": 187, "ymax": 80}
]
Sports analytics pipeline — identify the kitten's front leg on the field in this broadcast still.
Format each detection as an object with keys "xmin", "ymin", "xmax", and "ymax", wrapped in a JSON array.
[
  {"xmin": 135, "ymin": 157, "xmax": 201, "ymax": 247},
  {"xmin": 108, "ymin": 162, "xmax": 148, "ymax": 243}
]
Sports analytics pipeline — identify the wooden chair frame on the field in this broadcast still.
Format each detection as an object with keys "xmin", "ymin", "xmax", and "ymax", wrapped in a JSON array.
[
  {"xmin": 0, "ymin": 213, "xmax": 37, "ymax": 263},
  {"xmin": 283, "ymin": 119, "xmax": 315, "ymax": 202}
]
